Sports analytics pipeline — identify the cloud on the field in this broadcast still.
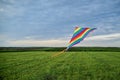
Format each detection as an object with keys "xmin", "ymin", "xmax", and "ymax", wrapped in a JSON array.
[
  {"xmin": 3, "ymin": 33, "xmax": 120, "ymax": 47},
  {"xmin": 7, "ymin": 39, "xmax": 68, "ymax": 47},
  {"xmin": 86, "ymin": 33, "xmax": 120, "ymax": 40}
]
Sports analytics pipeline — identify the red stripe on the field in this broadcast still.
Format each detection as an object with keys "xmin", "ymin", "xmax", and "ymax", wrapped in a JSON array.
[{"xmin": 69, "ymin": 28, "xmax": 89, "ymax": 43}]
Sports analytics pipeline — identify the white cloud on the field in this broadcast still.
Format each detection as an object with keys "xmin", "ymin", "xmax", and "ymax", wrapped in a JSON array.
[
  {"xmin": 1, "ymin": 33, "xmax": 120, "ymax": 47},
  {"xmin": 78, "ymin": 40, "xmax": 120, "ymax": 47},
  {"xmin": 86, "ymin": 33, "xmax": 120, "ymax": 40},
  {"xmin": 7, "ymin": 39, "xmax": 68, "ymax": 47},
  {"xmin": 78, "ymin": 33, "xmax": 120, "ymax": 47}
]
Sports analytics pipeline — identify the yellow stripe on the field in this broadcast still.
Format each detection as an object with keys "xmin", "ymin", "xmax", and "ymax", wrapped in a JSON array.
[{"xmin": 74, "ymin": 27, "xmax": 81, "ymax": 33}]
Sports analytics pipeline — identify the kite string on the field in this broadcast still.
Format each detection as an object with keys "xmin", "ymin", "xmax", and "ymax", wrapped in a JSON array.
[{"xmin": 51, "ymin": 48, "xmax": 66, "ymax": 58}]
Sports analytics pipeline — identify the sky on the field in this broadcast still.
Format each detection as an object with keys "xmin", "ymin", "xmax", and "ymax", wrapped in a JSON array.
[{"xmin": 0, "ymin": 0, "xmax": 120, "ymax": 47}]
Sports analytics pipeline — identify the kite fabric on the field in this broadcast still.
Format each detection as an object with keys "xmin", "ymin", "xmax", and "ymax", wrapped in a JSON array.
[{"xmin": 66, "ymin": 27, "xmax": 96, "ymax": 51}]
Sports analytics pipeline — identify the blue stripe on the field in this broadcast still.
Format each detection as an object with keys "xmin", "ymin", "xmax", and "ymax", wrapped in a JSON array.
[
  {"xmin": 80, "ymin": 29, "xmax": 95, "ymax": 40},
  {"xmin": 68, "ymin": 39, "xmax": 81, "ymax": 49}
]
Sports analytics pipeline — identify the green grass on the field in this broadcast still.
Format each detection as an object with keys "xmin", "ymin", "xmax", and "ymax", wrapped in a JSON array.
[{"xmin": 0, "ymin": 51, "xmax": 120, "ymax": 80}]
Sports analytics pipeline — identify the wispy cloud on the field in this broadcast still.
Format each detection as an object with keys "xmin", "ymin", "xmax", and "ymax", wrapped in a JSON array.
[
  {"xmin": 86, "ymin": 33, "xmax": 120, "ymax": 40},
  {"xmin": 2, "ymin": 33, "xmax": 119, "ymax": 47},
  {"xmin": 7, "ymin": 39, "xmax": 67, "ymax": 47}
]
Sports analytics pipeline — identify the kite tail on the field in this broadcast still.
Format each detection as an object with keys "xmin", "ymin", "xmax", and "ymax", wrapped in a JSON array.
[{"xmin": 51, "ymin": 48, "xmax": 66, "ymax": 58}]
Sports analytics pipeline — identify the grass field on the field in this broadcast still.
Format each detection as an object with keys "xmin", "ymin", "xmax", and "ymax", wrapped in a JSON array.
[{"xmin": 0, "ymin": 51, "xmax": 120, "ymax": 80}]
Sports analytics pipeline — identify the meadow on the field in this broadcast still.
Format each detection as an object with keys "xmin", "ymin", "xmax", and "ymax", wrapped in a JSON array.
[{"xmin": 0, "ymin": 49, "xmax": 120, "ymax": 80}]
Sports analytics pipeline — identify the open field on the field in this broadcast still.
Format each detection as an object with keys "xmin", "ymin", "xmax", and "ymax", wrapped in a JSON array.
[{"xmin": 0, "ymin": 51, "xmax": 120, "ymax": 80}]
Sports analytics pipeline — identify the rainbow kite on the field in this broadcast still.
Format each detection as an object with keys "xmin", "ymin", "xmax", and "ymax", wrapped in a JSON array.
[
  {"xmin": 52, "ymin": 26, "xmax": 96, "ymax": 57},
  {"xmin": 66, "ymin": 27, "xmax": 96, "ymax": 51}
]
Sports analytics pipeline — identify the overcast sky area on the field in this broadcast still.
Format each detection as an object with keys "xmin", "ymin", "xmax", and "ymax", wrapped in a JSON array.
[{"xmin": 0, "ymin": 0, "xmax": 120, "ymax": 47}]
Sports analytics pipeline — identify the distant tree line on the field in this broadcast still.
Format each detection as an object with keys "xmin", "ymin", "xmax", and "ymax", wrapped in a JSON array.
[{"xmin": 0, "ymin": 47, "xmax": 120, "ymax": 52}]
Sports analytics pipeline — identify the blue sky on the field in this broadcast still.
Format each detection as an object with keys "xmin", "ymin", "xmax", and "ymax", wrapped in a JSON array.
[{"xmin": 0, "ymin": 0, "xmax": 120, "ymax": 47}]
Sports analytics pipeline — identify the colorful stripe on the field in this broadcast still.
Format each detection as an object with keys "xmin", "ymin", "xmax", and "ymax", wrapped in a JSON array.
[
  {"xmin": 69, "ymin": 28, "xmax": 89, "ymax": 43},
  {"xmin": 66, "ymin": 27, "xmax": 96, "ymax": 50}
]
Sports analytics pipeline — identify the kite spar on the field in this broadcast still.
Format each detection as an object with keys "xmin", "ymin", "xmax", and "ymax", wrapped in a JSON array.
[{"xmin": 52, "ymin": 26, "xmax": 96, "ymax": 57}]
